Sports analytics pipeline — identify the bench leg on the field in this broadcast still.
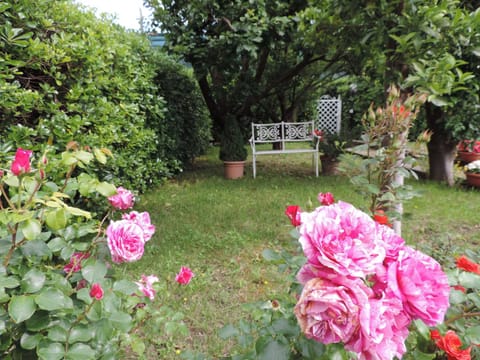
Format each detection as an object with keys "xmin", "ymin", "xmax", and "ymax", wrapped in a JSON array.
[
  {"xmin": 314, "ymin": 153, "xmax": 319, "ymax": 177},
  {"xmin": 252, "ymin": 155, "xmax": 256, "ymax": 178}
]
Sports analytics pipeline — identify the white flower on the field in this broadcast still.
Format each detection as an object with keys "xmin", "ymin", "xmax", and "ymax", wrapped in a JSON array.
[{"xmin": 466, "ymin": 160, "xmax": 480, "ymax": 173}]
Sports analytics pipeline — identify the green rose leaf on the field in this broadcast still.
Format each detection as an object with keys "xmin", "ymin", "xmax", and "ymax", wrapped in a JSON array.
[
  {"xmin": 0, "ymin": 275, "xmax": 20, "ymax": 289},
  {"xmin": 465, "ymin": 325, "xmax": 480, "ymax": 344},
  {"xmin": 4, "ymin": 174, "xmax": 19, "ymax": 187},
  {"xmin": 26, "ymin": 311, "xmax": 51, "ymax": 332},
  {"xmin": 37, "ymin": 341, "xmax": 64, "ymax": 360},
  {"xmin": 64, "ymin": 206, "xmax": 91, "ymax": 219},
  {"xmin": 77, "ymin": 173, "xmax": 96, "ymax": 196},
  {"xmin": 218, "ymin": 324, "xmax": 239, "ymax": 339},
  {"xmin": 0, "ymin": 210, "xmax": 11, "ymax": 225},
  {"xmin": 19, "ymin": 219, "xmax": 42, "ymax": 240},
  {"xmin": 21, "ymin": 332, "xmax": 43, "ymax": 350},
  {"xmin": 0, "ymin": 288, "xmax": 9, "ymax": 303},
  {"xmin": 35, "ymin": 288, "xmax": 73, "ymax": 311},
  {"xmin": 94, "ymin": 319, "xmax": 114, "ymax": 344},
  {"xmin": 47, "ymin": 325, "xmax": 67, "ymax": 342},
  {"xmin": 74, "ymin": 150, "xmax": 94, "ymax": 164},
  {"xmin": 8, "ymin": 295, "xmax": 36, "ymax": 323},
  {"xmin": 45, "ymin": 208, "xmax": 69, "ymax": 231},
  {"xmin": 47, "ymin": 237, "xmax": 68, "ymax": 252},
  {"xmin": 21, "ymin": 269, "xmax": 46, "ymax": 293},
  {"xmin": 459, "ymin": 272, "xmax": 480, "ymax": 289},
  {"xmin": 255, "ymin": 336, "xmax": 290, "ymax": 360},
  {"xmin": 81, "ymin": 261, "xmax": 107, "ymax": 283},
  {"xmin": 262, "ymin": 249, "xmax": 282, "ymax": 261},
  {"xmin": 96, "ymin": 182, "xmax": 117, "ymax": 197},
  {"xmin": 93, "ymin": 147, "xmax": 107, "ymax": 164},
  {"xmin": 113, "ymin": 279, "xmax": 138, "ymax": 295},
  {"xmin": 20, "ymin": 240, "xmax": 52, "ymax": 258},
  {"xmin": 86, "ymin": 301, "xmax": 102, "ymax": 322},
  {"xmin": 66, "ymin": 343, "xmax": 96, "ymax": 360},
  {"xmin": 109, "ymin": 312, "xmax": 132, "ymax": 332},
  {"xmin": 68, "ymin": 325, "xmax": 94, "ymax": 343}
]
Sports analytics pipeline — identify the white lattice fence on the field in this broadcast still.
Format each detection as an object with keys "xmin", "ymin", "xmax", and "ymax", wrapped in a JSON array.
[{"xmin": 316, "ymin": 95, "xmax": 342, "ymax": 134}]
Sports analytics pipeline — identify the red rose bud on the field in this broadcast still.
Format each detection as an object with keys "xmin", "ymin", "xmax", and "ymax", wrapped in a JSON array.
[
  {"xmin": 373, "ymin": 210, "xmax": 391, "ymax": 227},
  {"xmin": 285, "ymin": 205, "xmax": 301, "ymax": 227},
  {"xmin": 456, "ymin": 255, "xmax": 480, "ymax": 275},
  {"xmin": 453, "ymin": 285, "xmax": 466, "ymax": 293},
  {"xmin": 89, "ymin": 283, "xmax": 104, "ymax": 300}
]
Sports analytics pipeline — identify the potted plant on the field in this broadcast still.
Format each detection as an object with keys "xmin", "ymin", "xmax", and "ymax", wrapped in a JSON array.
[
  {"xmin": 219, "ymin": 117, "xmax": 248, "ymax": 179},
  {"xmin": 464, "ymin": 159, "xmax": 480, "ymax": 187},
  {"xmin": 315, "ymin": 130, "xmax": 346, "ymax": 175},
  {"xmin": 457, "ymin": 139, "xmax": 480, "ymax": 163}
]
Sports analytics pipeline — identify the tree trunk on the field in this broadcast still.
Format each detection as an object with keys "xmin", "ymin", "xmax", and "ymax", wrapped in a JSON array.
[{"xmin": 425, "ymin": 103, "xmax": 457, "ymax": 186}]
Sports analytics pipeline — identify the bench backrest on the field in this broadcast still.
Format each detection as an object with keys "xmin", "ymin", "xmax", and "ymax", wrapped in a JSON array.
[{"xmin": 251, "ymin": 121, "xmax": 315, "ymax": 145}]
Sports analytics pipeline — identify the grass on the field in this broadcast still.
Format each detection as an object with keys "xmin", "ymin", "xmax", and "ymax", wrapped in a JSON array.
[{"xmin": 125, "ymin": 145, "xmax": 480, "ymax": 359}]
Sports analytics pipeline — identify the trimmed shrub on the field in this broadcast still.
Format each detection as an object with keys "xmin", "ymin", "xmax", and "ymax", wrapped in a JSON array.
[{"xmin": 150, "ymin": 52, "xmax": 211, "ymax": 166}]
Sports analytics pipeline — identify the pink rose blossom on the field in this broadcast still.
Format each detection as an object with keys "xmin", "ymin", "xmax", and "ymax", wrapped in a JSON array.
[
  {"xmin": 122, "ymin": 211, "xmax": 155, "ymax": 242},
  {"xmin": 106, "ymin": 220, "xmax": 145, "ymax": 263},
  {"xmin": 375, "ymin": 223, "xmax": 405, "ymax": 262},
  {"xmin": 317, "ymin": 192, "xmax": 335, "ymax": 205},
  {"xmin": 298, "ymin": 201, "xmax": 386, "ymax": 278},
  {"xmin": 63, "ymin": 252, "xmax": 90, "ymax": 273},
  {"xmin": 11, "ymin": 148, "xmax": 33, "ymax": 176},
  {"xmin": 136, "ymin": 274, "xmax": 159, "ymax": 300},
  {"xmin": 384, "ymin": 246, "xmax": 450, "ymax": 326},
  {"xmin": 175, "ymin": 266, "xmax": 194, "ymax": 285},
  {"xmin": 108, "ymin": 186, "xmax": 134, "ymax": 210},
  {"xmin": 294, "ymin": 276, "xmax": 373, "ymax": 345},
  {"xmin": 89, "ymin": 283, "xmax": 104, "ymax": 300},
  {"xmin": 346, "ymin": 296, "xmax": 411, "ymax": 360}
]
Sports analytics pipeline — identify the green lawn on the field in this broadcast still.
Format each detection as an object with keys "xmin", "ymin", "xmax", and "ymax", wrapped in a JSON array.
[{"xmin": 126, "ymin": 146, "xmax": 480, "ymax": 359}]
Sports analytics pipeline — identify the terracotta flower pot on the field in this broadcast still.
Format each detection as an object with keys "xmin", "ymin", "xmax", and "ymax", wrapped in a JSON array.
[
  {"xmin": 457, "ymin": 151, "xmax": 480, "ymax": 164},
  {"xmin": 223, "ymin": 161, "xmax": 245, "ymax": 179},
  {"xmin": 465, "ymin": 172, "xmax": 480, "ymax": 188}
]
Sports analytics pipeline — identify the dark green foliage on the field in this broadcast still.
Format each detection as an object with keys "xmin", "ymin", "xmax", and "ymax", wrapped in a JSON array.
[
  {"xmin": 219, "ymin": 117, "xmax": 247, "ymax": 161},
  {"xmin": 150, "ymin": 53, "xmax": 211, "ymax": 166}
]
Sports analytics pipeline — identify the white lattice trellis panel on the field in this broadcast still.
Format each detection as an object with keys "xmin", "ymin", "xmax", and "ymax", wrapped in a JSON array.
[{"xmin": 316, "ymin": 95, "xmax": 342, "ymax": 134}]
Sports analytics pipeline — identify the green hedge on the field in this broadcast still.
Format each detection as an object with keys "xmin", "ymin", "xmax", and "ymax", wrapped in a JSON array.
[{"xmin": 0, "ymin": 0, "xmax": 211, "ymax": 192}]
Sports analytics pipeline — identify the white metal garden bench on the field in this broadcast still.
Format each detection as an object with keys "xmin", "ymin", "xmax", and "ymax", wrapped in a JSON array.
[{"xmin": 249, "ymin": 121, "xmax": 319, "ymax": 178}]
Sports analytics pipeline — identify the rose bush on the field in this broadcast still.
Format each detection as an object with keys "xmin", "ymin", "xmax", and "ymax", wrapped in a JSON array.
[
  {"xmin": 0, "ymin": 145, "xmax": 192, "ymax": 359},
  {"xmin": 218, "ymin": 192, "xmax": 478, "ymax": 360},
  {"xmin": 292, "ymin": 196, "xmax": 450, "ymax": 360}
]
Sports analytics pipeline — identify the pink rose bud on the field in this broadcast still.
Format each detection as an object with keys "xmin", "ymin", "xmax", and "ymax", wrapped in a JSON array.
[
  {"xmin": 175, "ymin": 266, "xmax": 194, "ymax": 285},
  {"xmin": 108, "ymin": 186, "xmax": 135, "ymax": 210},
  {"xmin": 11, "ymin": 148, "xmax": 33, "ymax": 176},
  {"xmin": 89, "ymin": 283, "xmax": 104, "ymax": 300}
]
